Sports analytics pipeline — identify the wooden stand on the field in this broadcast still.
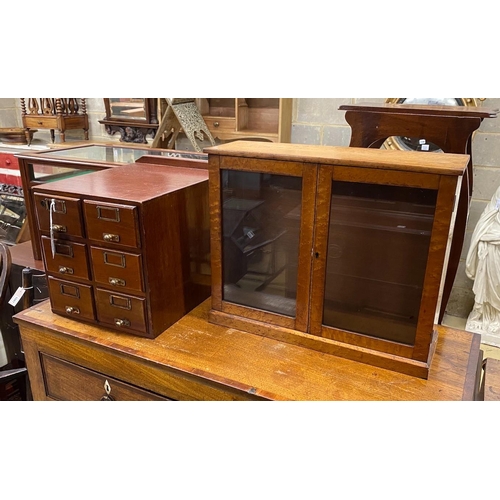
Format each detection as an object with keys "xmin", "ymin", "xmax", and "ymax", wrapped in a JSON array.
[
  {"xmin": 152, "ymin": 98, "xmax": 216, "ymax": 152},
  {"xmin": 338, "ymin": 102, "xmax": 498, "ymax": 322},
  {"xmin": 20, "ymin": 98, "xmax": 89, "ymax": 144}
]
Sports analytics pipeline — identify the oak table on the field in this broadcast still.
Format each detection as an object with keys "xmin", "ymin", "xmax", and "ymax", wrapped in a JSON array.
[
  {"xmin": 14, "ymin": 299, "xmax": 483, "ymax": 401},
  {"xmin": 339, "ymin": 102, "xmax": 498, "ymax": 323}
]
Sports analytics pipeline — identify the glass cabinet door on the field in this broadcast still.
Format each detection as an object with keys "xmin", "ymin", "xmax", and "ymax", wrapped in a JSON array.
[
  {"xmin": 220, "ymin": 170, "xmax": 303, "ymax": 317},
  {"xmin": 322, "ymin": 180, "xmax": 437, "ymax": 345}
]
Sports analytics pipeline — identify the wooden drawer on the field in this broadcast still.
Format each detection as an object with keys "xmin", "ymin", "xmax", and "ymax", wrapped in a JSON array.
[
  {"xmin": 40, "ymin": 353, "xmax": 170, "ymax": 401},
  {"xmin": 95, "ymin": 288, "xmax": 147, "ymax": 335},
  {"xmin": 90, "ymin": 246, "xmax": 143, "ymax": 292},
  {"xmin": 23, "ymin": 115, "xmax": 57, "ymax": 129},
  {"xmin": 48, "ymin": 276, "xmax": 95, "ymax": 321},
  {"xmin": 0, "ymin": 152, "xmax": 19, "ymax": 170},
  {"xmin": 34, "ymin": 193, "xmax": 83, "ymax": 237},
  {"xmin": 206, "ymin": 116, "xmax": 236, "ymax": 132},
  {"xmin": 42, "ymin": 236, "xmax": 90, "ymax": 280},
  {"xmin": 84, "ymin": 200, "xmax": 140, "ymax": 248}
]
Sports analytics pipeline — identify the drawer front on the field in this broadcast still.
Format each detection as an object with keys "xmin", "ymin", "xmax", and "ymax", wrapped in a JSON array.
[
  {"xmin": 40, "ymin": 353, "xmax": 169, "ymax": 401},
  {"xmin": 84, "ymin": 201, "xmax": 140, "ymax": 248},
  {"xmin": 95, "ymin": 288, "xmax": 147, "ymax": 334},
  {"xmin": 206, "ymin": 116, "xmax": 236, "ymax": 132},
  {"xmin": 42, "ymin": 236, "xmax": 90, "ymax": 280},
  {"xmin": 34, "ymin": 193, "xmax": 83, "ymax": 237},
  {"xmin": 48, "ymin": 277, "xmax": 95, "ymax": 321},
  {"xmin": 23, "ymin": 116, "xmax": 56, "ymax": 129},
  {"xmin": 0, "ymin": 152, "xmax": 19, "ymax": 170},
  {"xmin": 90, "ymin": 246, "xmax": 144, "ymax": 292}
]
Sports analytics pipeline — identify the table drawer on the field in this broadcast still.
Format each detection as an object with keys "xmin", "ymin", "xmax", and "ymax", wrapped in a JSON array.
[
  {"xmin": 34, "ymin": 193, "xmax": 83, "ymax": 237},
  {"xmin": 84, "ymin": 200, "xmax": 140, "ymax": 248},
  {"xmin": 95, "ymin": 288, "xmax": 147, "ymax": 335},
  {"xmin": 48, "ymin": 276, "xmax": 95, "ymax": 321},
  {"xmin": 40, "ymin": 353, "xmax": 170, "ymax": 401},
  {"xmin": 42, "ymin": 236, "xmax": 90, "ymax": 280},
  {"xmin": 90, "ymin": 246, "xmax": 143, "ymax": 292},
  {"xmin": 23, "ymin": 116, "xmax": 56, "ymax": 129}
]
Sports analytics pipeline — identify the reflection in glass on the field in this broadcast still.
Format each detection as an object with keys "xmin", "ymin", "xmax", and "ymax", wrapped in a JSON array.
[
  {"xmin": 221, "ymin": 170, "xmax": 302, "ymax": 317},
  {"xmin": 323, "ymin": 181, "xmax": 437, "ymax": 345},
  {"xmin": 109, "ymin": 98, "xmax": 146, "ymax": 121},
  {"xmin": 39, "ymin": 145, "xmax": 206, "ymax": 164}
]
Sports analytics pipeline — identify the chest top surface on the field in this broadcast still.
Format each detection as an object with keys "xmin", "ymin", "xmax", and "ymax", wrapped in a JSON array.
[
  {"xmin": 33, "ymin": 163, "xmax": 209, "ymax": 202},
  {"xmin": 205, "ymin": 141, "xmax": 469, "ymax": 176}
]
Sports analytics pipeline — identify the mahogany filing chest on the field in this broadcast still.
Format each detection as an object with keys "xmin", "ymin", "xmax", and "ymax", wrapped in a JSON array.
[{"xmin": 32, "ymin": 163, "xmax": 210, "ymax": 338}]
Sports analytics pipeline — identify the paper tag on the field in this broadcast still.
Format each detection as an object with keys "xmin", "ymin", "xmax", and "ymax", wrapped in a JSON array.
[
  {"xmin": 421, "ymin": 144, "xmax": 430, "ymax": 151},
  {"xmin": 8, "ymin": 287, "xmax": 26, "ymax": 307},
  {"xmin": 419, "ymin": 139, "xmax": 427, "ymax": 145}
]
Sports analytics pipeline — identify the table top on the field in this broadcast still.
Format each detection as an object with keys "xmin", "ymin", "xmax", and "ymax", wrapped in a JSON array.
[
  {"xmin": 13, "ymin": 299, "xmax": 482, "ymax": 401},
  {"xmin": 339, "ymin": 102, "xmax": 499, "ymax": 118}
]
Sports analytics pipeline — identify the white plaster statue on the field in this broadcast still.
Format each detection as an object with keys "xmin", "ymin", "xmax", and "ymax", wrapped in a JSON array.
[{"xmin": 466, "ymin": 185, "xmax": 500, "ymax": 345}]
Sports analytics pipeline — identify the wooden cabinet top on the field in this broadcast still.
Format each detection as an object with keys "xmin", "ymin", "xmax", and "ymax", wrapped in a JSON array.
[
  {"xmin": 32, "ymin": 163, "xmax": 208, "ymax": 202},
  {"xmin": 339, "ymin": 102, "xmax": 498, "ymax": 118},
  {"xmin": 205, "ymin": 141, "xmax": 469, "ymax": 176},
  {"xmin": 14, "ymin": 299, "xmax": 481, "ymax": 401}
]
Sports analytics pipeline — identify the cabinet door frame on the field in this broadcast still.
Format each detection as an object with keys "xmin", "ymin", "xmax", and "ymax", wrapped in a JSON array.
[
  {"xmin": 309, "ymin": 164, "xmax": 460, "ymax": 362},
  {"xmin": 209, "ymin": 154, "xmax": 318, "ymax": 332}
]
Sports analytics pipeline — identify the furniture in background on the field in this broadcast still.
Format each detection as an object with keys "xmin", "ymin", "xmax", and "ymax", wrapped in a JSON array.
[
  {"xmin": 32, "ymin": 163, "xmax": 211, "ymax": 338},
  {"xmin": 206, "ymin": 141, "xmax": 468, "ymax": 378},
  {"xmin": 13, "ymin": 298, "xmax": 482, "ymax": 401},
  {"xmin": 0, "ymin": 148, "xmax": 30, "ymax": 245},
  {"xmin": 338, "ymin": 102, "xmax": 498, "ymax": 323},
  {"xmin": 15, "ymin": 143, "xmax": 208, "ymax": 260},
  {"xmin": 151, "ymin": 98, "xmax": 216, "ymax": 152},
  {"xmin": 99, "ymin": 98, "xmax": 159, "ymax": 144},
  {"xmin": 195, "ymin": 98, "xmax": 293, "ymax": 143},
  {"xmin": 0, "ymin": 241, "xmax": 47, "ymax": 400},
  {"xmin": 20, "ymin": 98, "xmax": 89, "ymax": 144}
]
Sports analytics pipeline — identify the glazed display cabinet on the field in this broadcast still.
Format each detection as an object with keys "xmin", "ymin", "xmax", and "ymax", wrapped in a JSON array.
[{"xmin": 206, "ymin": 141, "xmax": 469, "ymax": 378}]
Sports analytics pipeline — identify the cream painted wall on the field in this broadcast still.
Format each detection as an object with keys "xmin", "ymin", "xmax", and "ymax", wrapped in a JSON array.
[{"xmin": 1, "ymin": 97, "xmax": 499, "ymax": 319}]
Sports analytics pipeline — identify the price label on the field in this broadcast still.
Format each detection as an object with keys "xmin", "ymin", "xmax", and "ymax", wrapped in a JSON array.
[{"xmin": 8, "ymin": 287, "xmax": 26, "ymax": 307}]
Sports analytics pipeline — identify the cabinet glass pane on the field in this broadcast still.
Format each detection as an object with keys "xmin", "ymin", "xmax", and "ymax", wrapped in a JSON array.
[
  {"xmin": 109, "ymin": 98, "xmax": 146, "ymax": 121},
  {"xmin": 221, "ymin": 170, "xmax": 302, "ymax": 317},
  {"xmin": 323, "ymin": 181, "xmax": 437, "ymax": 345}
]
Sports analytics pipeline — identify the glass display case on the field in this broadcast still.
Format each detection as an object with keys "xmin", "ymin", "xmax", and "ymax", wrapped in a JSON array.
[
  {"xmin": 15, "ymin": 144, "xmax": 207, "ymax": 260},
  {"xmin": 207, "ymin": 140, "xmax": 469, "ymax": 378}
]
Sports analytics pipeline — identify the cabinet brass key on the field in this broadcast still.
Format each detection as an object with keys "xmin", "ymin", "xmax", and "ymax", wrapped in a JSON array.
[
  {"xmin": 65, "ymin": 306, "xmax": 80, "ymax": 315},
  {"xmin": 114, "ymin": 318, "xmax": 131, "ymax": 328}
]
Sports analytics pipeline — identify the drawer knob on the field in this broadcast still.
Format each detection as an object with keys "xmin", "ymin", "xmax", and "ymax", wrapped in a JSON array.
[
  {"xmin": 5, "ymin": 159, "xmax": 11, "ymax": 165},
  {"xmin": 52, "ymin": 224, "xmax": 66, "ymax": 233},
  {"xmin": 59, "ymin": 266, "xmax": 74, "ymax": 275},
  {"xmin": 65, "ymin": 306, "xmax": 80, "ymax": 315},
  {"xmin": 213, "ymin": 121, "xmax": 220, "ymax": 127},
  {"xmin": 109, "ymin": 277, "xmax": 126, "ymax": 287},
  {"xmin": 103, "ymin": 233, "xmax": 120, "ymax": 242},
  {"xmin": 114, "ymin": 318, "xmax": 131, "ymax": 328}
]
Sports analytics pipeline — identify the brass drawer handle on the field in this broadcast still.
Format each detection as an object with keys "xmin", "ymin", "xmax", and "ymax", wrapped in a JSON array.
[
  {"xmin": 114, "ymin": 318, "xmax": 131, "ymax": 328},
  {"xmin": 103, "ymin": 233, "xmax": 120, "ymax": 242},
  {"xmin": 109, "ymin": 277, "xmax": 126, "ymax": 287},
  {"xmin": 52, "ymin": 224, "xmax": 66, "ymax": 233},
  {"xmin": 59, "ymin": 266, "xmax": 74, "ymax": 275},
  {"xmin": 65, "ymin": 306, "xmax": 80, "ymax": 315}
]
